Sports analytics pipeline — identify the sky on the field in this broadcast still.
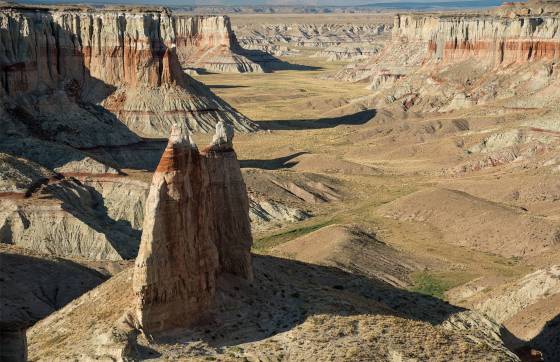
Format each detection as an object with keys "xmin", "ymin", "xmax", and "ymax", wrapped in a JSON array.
[{"xmin": 18, "ymin": 0, "xmax": 504, "ymax": 7}]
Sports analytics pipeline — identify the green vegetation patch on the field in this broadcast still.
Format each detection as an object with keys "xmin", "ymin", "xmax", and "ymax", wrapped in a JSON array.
[
  {"xmin": 253, "ymin": 219, "xmax": 335, "ymax": 252},
  {"xmin": 410, "ymin": 271, "xmax": 473, "ymax": 300}
]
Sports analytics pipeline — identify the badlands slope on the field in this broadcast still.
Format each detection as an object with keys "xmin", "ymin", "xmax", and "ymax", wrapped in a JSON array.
[
  {"xmin": 194, "ymin": 4, "xmax": 559, "ymax": 359},
  {"xmin": 0, "ymin": 1, "xmax": 559, "ymax": 361}
]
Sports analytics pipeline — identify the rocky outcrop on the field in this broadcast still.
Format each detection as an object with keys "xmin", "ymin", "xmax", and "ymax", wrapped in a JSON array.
[
  {"xmin": 312, "ymin": 45, "xmax": 381, "ymax": 62},
  {"xmin": 476, "ymin": 266, "xmax": 560, "ymax": 324},
  {"xmin": 133, "ymin": 124, "xmax": 252, "ymax": 334},
  {"xmin": 448, "ymin": 265, "xmax": 560, "ymax": 360},
  {"xmin": 0, "ymin": 178, "xmax": 140, "ymax": 260},
  {"xmin": 450, "ymin": 117, "xmax": 560, "ymax": 174},
  {"xmin": 0, "ymin": 153, "xmax": 54, "ymax": 195},
  {"xmin": 249, "ymin": 198, "xmax": 310, "ymax": 231},
  {"xmin": 174, "ymin": 15, "xmax": 263, "ymax": 73}
]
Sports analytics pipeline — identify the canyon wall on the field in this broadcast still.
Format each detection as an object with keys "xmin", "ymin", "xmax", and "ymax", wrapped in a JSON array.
[
  {"xmin": 0, "ymin": 6, "xmax": 176, "ymax": 95},
  {"xmin": 0, "ymin": 4, "xmax": 256, "ymax": 144},
  {"xmin": 174, "ymin": 15, "xmax": 263, "ymax": 73},
  {"xmin": 393, "ymin": 8, "xmax": 560, "ymax": 65},
  {"xmin": 333, "ymin": 1, "xmax": 560, "ymax": 113}
]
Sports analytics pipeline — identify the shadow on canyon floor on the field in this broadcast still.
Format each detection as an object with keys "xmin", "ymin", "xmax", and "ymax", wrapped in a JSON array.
[
  {"xmin": 244, "ymin": 49, "xmax": 323, "ymax": 72},
  {"xmin": 84, "ymin": 140, "xmax": 167, "ymax": 172},
  {"xmin": 258, "ymin": 109, "xmax": 376, "ymax": 130},
  {"xmin": 240, "ymin": 152, "xmax": 308, "ymax": 170},
  {"xmin": 208, "ymin": 84, "xmax": 250, "ymax": 89},
  {"xmin": 50, "ymin": 180, "xmax": 141, "ymax": 259},
  {"xmin": 0, "ymin": 249, "xmax": 107, "ymax": 327},
  {"xmin": 86, "ymin": 109, "xmax": 377, "ymax": 172},
  {"xmin": 529, "ymin": 313, "xmax": 560, "ymax": 361},
  {"xmin": 145, "ymin": 255, "xmax": 518, "ymax": 357}
]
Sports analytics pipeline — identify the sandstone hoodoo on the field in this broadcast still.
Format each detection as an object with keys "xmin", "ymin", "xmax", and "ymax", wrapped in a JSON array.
[{"xmin": 133, "ymin": 122, "xmax": 252, "ymax": 334}]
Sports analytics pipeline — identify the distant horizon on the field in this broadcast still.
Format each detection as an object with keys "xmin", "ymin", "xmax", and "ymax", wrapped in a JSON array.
[{"xmin": 16, "ymin": 0, "xmax": 505, "ymax": 9}]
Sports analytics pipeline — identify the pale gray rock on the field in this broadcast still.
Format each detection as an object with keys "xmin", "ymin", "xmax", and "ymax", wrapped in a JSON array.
[
  {"xmin": 0, "ymin": 153, "xmax": 54, "ymax": 194},
  {"xmin": 210, "ymin": 120, "xmax": 235, "ymax": 151}
]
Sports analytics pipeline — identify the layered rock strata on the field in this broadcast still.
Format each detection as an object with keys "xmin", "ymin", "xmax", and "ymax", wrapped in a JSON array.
[
  {"xmin": 133, "ymin": 124, "xmax": 252, "ymax": 334},
  {"xmin": 0, "ymin": 177, "xmax": 141, "ymax": 261},
  {"xmin": 174, "ymin": 15, "xmax": 263, "ymax": 73},
  {"xmin": 394, "ymin": 10, "xmax": 560, "ymax": 66},
  {"xmin": 334, "ymin": 1, "xmax": 560, "ymax": 114},
  {"xmin": 236, "ymin": 23, "xmax": 388, "ymax": 49},
  {"xmin": 312, "ymin": 45, "xmax": 381, "ymax": 62},
  {"xmin": 0, "ymin": 4, "xmax": 256, "ymax": 146}
]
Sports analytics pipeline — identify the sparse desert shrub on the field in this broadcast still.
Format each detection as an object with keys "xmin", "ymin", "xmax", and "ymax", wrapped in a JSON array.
[{"xmin": 410, "ymin": 272, "xmax": 454, "ymax": 299}]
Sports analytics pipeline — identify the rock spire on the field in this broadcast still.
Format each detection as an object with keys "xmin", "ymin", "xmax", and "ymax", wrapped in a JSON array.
[{"xmin": 132, "ymin": 123, "xmax": 252, "ymax": 335}]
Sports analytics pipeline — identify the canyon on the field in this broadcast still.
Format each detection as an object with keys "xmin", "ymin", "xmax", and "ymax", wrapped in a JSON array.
[
  {"xmin": 1, "ymin": 1, "xmax": 560, "ymax": 361},
  {"xmin": 234, "ymin": 17, "xmax": 390, "ymax": 61}
]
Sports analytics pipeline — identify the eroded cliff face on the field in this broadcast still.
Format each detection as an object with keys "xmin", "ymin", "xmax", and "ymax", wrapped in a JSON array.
[
  {"xmin": 174, "ymin": 15, "xmax": 263, "ymax": 73},
  {"xmin": 133, "ymin": 125, "xmax": 252, "ymax": 334},
  {"xmin": 0, "ymin": 7, "xmax": 175, "ymax": 95},
  {"xmin": 0, "ymin": 178, "xmax": 140, "ymax": 261},
  {"xmin": 394, "ymin": 12, "xmax": 560, "ymax": 65},
  {"xmin": 0, "ymin": 4, "xmax": 256, "ymax": 144},
  {"xmin": 334, "ymin": 1, "xmax": 560, "ymax": 115}
]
